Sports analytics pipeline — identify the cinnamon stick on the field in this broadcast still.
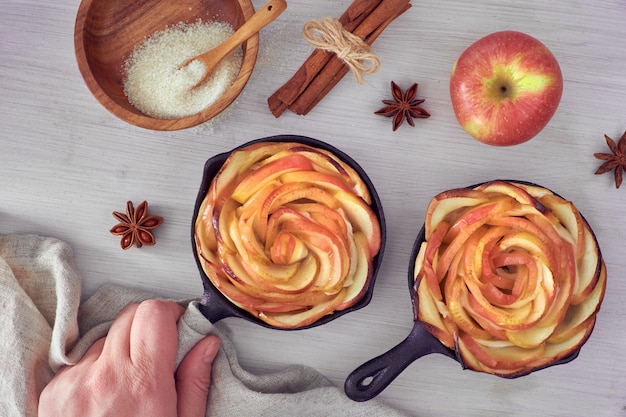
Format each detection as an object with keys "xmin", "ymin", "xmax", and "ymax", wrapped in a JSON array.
[
  {"xmin": 293, "ymin": 1, "xmax": 412, "ymax": 115},
  {"xmin": 267, "ymin": 0, "xmax": 411, "ymax": 117},
  {"xmin": 268, "ymin": 0, "xmax": 384, "ymax": 117}
]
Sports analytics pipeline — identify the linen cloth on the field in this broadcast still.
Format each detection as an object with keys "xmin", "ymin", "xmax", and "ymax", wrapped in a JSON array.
[{"xmin": 0, "ymin": 235, "xmax": 409, "ymax": 417}]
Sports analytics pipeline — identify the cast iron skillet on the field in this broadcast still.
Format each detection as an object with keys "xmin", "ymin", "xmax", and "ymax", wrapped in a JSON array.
[
  {"xmin": 344, "ymin": 180, "xmax": 597, "ymax": 402},
  {"xmin": 191, "ymin": 135, "xmax": 386, "ymax": 330}
]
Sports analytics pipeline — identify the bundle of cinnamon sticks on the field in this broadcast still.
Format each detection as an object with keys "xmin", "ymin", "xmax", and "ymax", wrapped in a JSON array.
[{"xmin": 268, "ymin": 0, "xmax": 412, "ymax": 118}]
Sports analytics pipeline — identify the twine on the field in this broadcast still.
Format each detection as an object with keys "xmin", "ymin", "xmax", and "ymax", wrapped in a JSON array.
[{"xmin": 302, "ymin": 17, "xmax": 380, "ymax": 84}]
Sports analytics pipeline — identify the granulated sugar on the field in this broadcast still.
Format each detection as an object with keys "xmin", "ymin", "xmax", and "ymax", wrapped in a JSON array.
[{"xmin": 124, "ymin": 20, "xmax": 243, "ymax": 119}]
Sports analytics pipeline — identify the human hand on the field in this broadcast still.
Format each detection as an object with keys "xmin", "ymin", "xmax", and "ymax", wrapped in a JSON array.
[{"xmin": 38, "ymin": 300, "xmax": 220, "ymax": 417}]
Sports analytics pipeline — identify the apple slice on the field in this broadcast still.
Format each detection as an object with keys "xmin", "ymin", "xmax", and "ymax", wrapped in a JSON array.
[
  {"xmin": 231, "ymin": 153, "xmax": 315, "ymax": 203},
  {"xmin": 333, "ymin": 189, "xmax": 382, "ymax": 256},
  {"xmin": 424, "ymin": 188, "xmax": 489, "ymax": 239},
  {"xmin": 335, "ymin": 232, "xmax": 373, "ymax": 311},
  {"xmin": 291, "ymin": 145, "xmax": 372, "ymax": 203}
]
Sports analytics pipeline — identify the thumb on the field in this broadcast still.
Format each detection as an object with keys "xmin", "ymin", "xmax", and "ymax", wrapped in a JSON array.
[{"xmin": 176, "ymin": 335, "xmax": 221, "ymax": 417}]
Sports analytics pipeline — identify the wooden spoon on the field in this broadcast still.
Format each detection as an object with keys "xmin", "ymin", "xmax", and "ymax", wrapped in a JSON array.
[{"xmin": 180, "ymin": 0, "xmax": 287, "ymax": 89}]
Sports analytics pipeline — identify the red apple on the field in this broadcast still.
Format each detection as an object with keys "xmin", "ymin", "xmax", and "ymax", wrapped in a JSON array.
[{"xmin": 450, "ymin": 31, "xmax": 563, "ymax": 146}]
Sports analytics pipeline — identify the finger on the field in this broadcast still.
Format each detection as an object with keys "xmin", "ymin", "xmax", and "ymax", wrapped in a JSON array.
[
  {"xmin": 100, "ymin": 303, "xmax": 139, "ymax": 358},
  {"xmin": 81, "ymin": 337, "xmax": 106, "ymax": 363},
  {"xmin": 128, "ymin": 300, "xmax": 185, "ymax": 370},
  {"xmin": 176, "ymin": 335, "xmax": 221, "ymax": 417}
]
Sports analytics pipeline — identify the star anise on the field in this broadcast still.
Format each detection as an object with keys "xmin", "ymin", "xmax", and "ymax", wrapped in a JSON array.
[
  {"xmin": 110, "ymin": 201, "xmax": 163, "ymax": 250},
  {"xmin": 375, "ymin": 81, "xmax": 430, "ymax": 131},
  {"xmin": 594, "ymin": 131, "xmax": 626, "ymax": 189}
]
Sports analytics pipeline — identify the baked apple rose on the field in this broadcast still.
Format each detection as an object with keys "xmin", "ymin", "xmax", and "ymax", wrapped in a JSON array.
[
  {"xmin": 195, "ymin": 142, "xmax": 382, "ymax": 328},
  {"xmin": 414, "ymin": 180, "xmax": 606, "ymax": 376}
]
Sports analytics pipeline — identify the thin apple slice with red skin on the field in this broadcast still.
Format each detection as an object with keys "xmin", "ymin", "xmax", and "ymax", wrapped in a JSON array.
[
  {"xmin": 549, "ymin": 261, "xmax": 606, "ymax": 343},
  {"xmin": 288, "ymin": 145, "xmax": 372, "ymax": 204},
  {"xmin": 465, "ymin": 302, "xmax": 509, "ymax": 341},
  {"xmin": 333, "ymin": 189, "xmax": 382, "ymax": 256},
  {"xmin": 259, "ymin": 289, "xmax": 349, "ymax": 329},
  {"xmin": 486, "ymin": 215, "xmax": 556, "ymax": 251},
  {"xmin": 289, "ymin": 202, "xmax": 350, "ymax": 240},
  {"xmin": 475, "ymin": 181, "xmax": 538, "ymax": 207},
  {"xmin": 488, "ymin": 252, "xmax": 539, "ymax": 307},
  {"xmin": 217, "ymin": 258, "xmax": 340, "ymax": 306},
  {"xmin": 237, "ymin": 179, "xmax": 281, "ymax": 242},
  {"xmin": 497, "ymin": 231, "xmax": 559, "ymax": 279},
  {"xmin": 335, "ymin": 232, "xmax": 373, "ymax": 311},
  {"xmin": 207, "ymin": 274, "xmax": 310, "ymax": 314},
  {"xmin": 424, "ymin": 188, "xmax": 489, "ymax": 239},
  {"xmin": 195, "ymin": 199, "xmax": 220, "ymax": 262},
  {"xmin": 418, "ymin": 220, "xmax": 450, "ymax": 301},
  {"xmin": 211, "ymin": 142, "xmax": 293, "ymax": 198},
  {"xmin": 231, "ymin": 153, "xmax": 315, "ymax": 204},
  {"xmin": 511, "ymin": 181, "xmax": 554, "ymax": 199},
  {"xmin": 464, "ymin": 283, "xmax": 540, "ymax": 331},
  {"xmin": 504, "ymin": 307, "xmax": 558, "ymax": 349},
  {"xmin": 417, "ymin": 239, "xmax": 459, "ymax": 349},
  {"xmin": 543, "ymin": 322, "xmax": 596, "ymax": 368},
  {"xmin": 569, "ymin": 226, "xmax": 602, "ymax": 305},
  {"xmin": 265, "ymin": 145, "xmax": 371, "ymax": 203},
  {"xmin": 263, "ymin": 208, "xmax": 350, "ymax": 294},
  {"xmin": 538, "ymin": 194, "xmax": 602, "ymax": 303},
  {"xmin": 269, "ymin": 231, "xmax": 308, "ymax": 265},
  {"xmin": 215, "ymin": 197, "xmax": 244, "ymax": 255},
  {"xmin": 279, "ymin": 170, "xmax": 356, "ymax": 195},
  {"xmin": 569, "ymin": 225, "xmax": 602, "ymax": 304},
  {"xmin": 293, "ymin": 235, "xmax": 347, "ymax": 295},
  {"xmin": 476, "ymin": 181, "xmax": 560, "ymax": 224},
  {"xmin": 458, "ymin": 347, "xmax": 533, "ymax": 378},
  {"xmin": 448, "ymin": 274, "xmax": 494, "ymax": 341},
  {"xmin": 458, "ymin": 331, "xmax": 547, "ymax": 372},
  {"xmin": 435, "ymin": 197, "xmax": 517, "ymax": 278},
  {"xmin": 522, "ymin": 187, "xmax": 602, "ymax": 304},
  {"xmin": 417, "ymin": 278, "xmax": 456, "ymax": 349},
  {"xmin": 198, "ymin": 175, "xmax": 240, "ymax": 250},
  {"xmin": 276, "ymin": 210, "xmax": 351, "ymax": 291},
  {"xmin": 250, "ymin": 254, "xmax": 319, "ymax": 295},
  {"xmin": 258, "ymin": 182, "xmax": 340, "ymax": 236}
]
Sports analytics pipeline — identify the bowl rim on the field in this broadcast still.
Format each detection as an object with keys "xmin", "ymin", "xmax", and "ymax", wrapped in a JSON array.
[{"xmin": 73, "ymin": 0, "xmax": 259, "ymax": 131}]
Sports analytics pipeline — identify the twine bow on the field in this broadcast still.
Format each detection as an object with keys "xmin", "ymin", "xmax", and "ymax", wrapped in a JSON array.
[{"xmin": 302, "ymin": 17, "xmax": 380, "ymax": 84}]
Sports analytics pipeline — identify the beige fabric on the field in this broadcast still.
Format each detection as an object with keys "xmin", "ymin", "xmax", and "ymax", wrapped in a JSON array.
[{"xmin": 0, "ymin": 235, "xmax": 409, "ymax": 417}]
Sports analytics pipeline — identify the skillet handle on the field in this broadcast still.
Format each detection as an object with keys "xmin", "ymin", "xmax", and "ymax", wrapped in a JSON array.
[
  {"xmin": 198, "ymin": 287, "xmax": 237, "ymax": 323},
  {"xmin": 344, "ymin": 322, "xmax": 455, "ymax": 402}
]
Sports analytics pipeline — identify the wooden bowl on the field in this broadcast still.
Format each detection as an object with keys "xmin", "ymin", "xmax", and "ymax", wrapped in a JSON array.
[{"xmin": 74, "ymin": 0, "xmax": 258, "ymax": 131}]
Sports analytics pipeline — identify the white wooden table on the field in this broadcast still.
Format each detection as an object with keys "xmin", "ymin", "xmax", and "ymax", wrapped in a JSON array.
[{"xmin": 2, "ymin": 0, "xmax": 625, "ymax": 415}]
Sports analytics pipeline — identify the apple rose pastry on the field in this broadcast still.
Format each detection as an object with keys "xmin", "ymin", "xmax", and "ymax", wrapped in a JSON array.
[
  {"xmin": 195, "ymin": 141, "xmax": 382, "ymax": 329},
  {"xmin": 414, "ymin": 180, "xmax": 606, "ymax": 377}
]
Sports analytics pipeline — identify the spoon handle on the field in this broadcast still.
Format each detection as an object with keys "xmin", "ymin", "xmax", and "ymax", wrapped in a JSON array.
[
  {"xmin": 191, "ymin": 0, "xmax": 286, "ymax": 70},
  {"xmin": 217, "ymin": 0, "xmax": 287, "ymax": 55}
]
